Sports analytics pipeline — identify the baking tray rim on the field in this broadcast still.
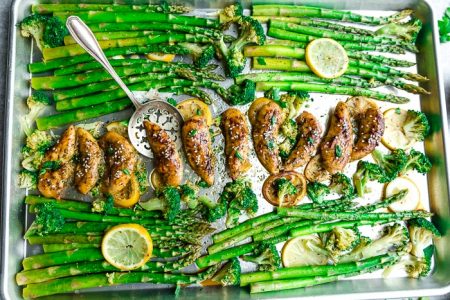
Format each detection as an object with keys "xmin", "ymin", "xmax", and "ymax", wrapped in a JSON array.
[{"xmin": 2, "ymin": 0, "xmax": 450, "ymax": 298}]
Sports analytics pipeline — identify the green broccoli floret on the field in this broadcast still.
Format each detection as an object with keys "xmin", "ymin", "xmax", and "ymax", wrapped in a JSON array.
[
  {"xmin": 20, "ymin": 92, "xmax": 52, "ymax": 136},
  {"xmin": 26, "ymin": 129, "xmax": 54, "ymax": 152},
  {"xmin": 408, "ymin": 218, "xmax": 441, "ymax": 258},
  {"xmin": 372, "ymin": 149, "xmax": 408, "ymax": 181},
  {"xmin": 218, "ymin": 3, "xmax": 243, "ymax": 28},
  {"xmin": 76, "ymin": 121, "xmax": 105, "ymax": 139},
  {"xmin": 91, "ymin": 195, "xmax": 115, "ymax": 215},
  {"xmin": 19, "ymin": 14, "xmax": 68, "ymax": 51},
  {"xmin": 353, "ymin": 161, "xmax": 389, "ymax": 197},
  {"xmin": 279, "ymin": 91, "xmax": 309, "ymax": 119},
  {"xmin": 264, "ymin": 87, "xmax": 281, "ymax": 101},
  {"xmin": 34, "ymin": 202, "xmax": 65, "ymax": 235},
  {"xmin": 339, "ymin": 224, "xmax": 410, "ymax": 263},
  {"xmin": 329, "ymin": 173, "xmax": 356, "ymax": 200},
  {"xmin": 179, "ymin": 182, "xmax": 200, "ymax": 209},
  {"xmin": 242, "ymin": 243, "xmax": 281, "ymax": 271},
  {"xmin": 198, "ymin": 195, "xmax": 227, "ymax": 222},
  {"xmin": 323, "ymin": 227, "xmax": 361, "ymax": 261},
  {"xmin": 274, "ymin": 177, "xmax": 298, "ymax": 207},
  {"xmin": 140, "ymin": 186, "xmax": 181, "ymax": 222},
  {"xmin": 278, "ymin": 119, "xmax": 298, "ymax": 159},
  {"xmin": 402, "ymin": 110, "xmax": 430, "ymax": 142},
  {"xmin": 134, "ymin": 162, "xmax": 149, "ymax": 195},
  {"xmin": 376, "ymin": 18, "xmax": 422, "ymax": 43},
  {"xmin": 179, "ymin": 43, "xmax": 215, "ymax": 68},
  {"xmin": 278, "ymin": 137, "xmax": 295, "ymax": 160},
  {"xmin": 18, "ymin": 169, "xmax": 38, "ymax": 189},
  {"xmin": 223, "ymin": 79, "xmax": 256, "ymax": 105},
  {"xmin": 283, "ymin": 234, "xmax": 329, "ymax": 266},
  {"xmin": 218, "ymin": 16, "xmax": 265, "ymax": 77},
  {"xmin": 307, "ymin": 181, "xmax": 330, "ymax": 204},
  {"xmin": 210, "ymin": 258, "xmax": 241, "ymax": 286},
  {"xmin": 385, "ymin": 245, "xmax": 434, "ymax": 278},
  {"xmin": 400, "ymin": 149, "xmax": 432, "ymax": 175},
  {"xmin": 222, "ymin": 178, "xmax": 258, "ymax": 228}
]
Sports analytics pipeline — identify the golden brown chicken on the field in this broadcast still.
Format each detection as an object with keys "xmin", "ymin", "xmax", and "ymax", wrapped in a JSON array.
[
  {"xmin": 182, "ymin": 115, "xmax": 215, "ymax": 186},
  {"xmin": 98, "ymin": 131, "xmax": 137, "ymax": 194},
  {"xmin": 221, "ymin": 108, "xmax": 251, "ymax": 180},
  {"xmin": 346, "ymin": 97, "xmax": 384, "ymax": 161},
  {"xmin": 144, "ymin": 120, "xmax": 183, "ymax": 187},
  {"xmin": 38, "ymin": 125, "xmax": 77, "ymax": 199},
  {"xmin": 320, "ymin": 101, "xmax": 353, "ymax": 174},
  {"xmin": 74, "ymin": 127, "xmax": 102, "ymax": 194},
  {"xmin": 252, "ymin": 101, "xmax": 285, "ymax": 174},
  {"xmin": 283, "ymin": 111, "xmax": 322, "ymax": 171}
]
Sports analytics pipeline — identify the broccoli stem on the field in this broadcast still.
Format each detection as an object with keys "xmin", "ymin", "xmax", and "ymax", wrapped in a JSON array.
[
  {"xmin": 32, "ymin": 4, "xmax": 191, "ymax": 14},
  {"xmin": 269, "ymin": 20, "xmax": 417, "ymax": 52},
  {"xmin": 252, "ymin": 58, "xmax": 428, "ymax": 94},
  {"xmin": 240, "ymin": 253, "xmax": 398, "ymax": 286},
  {"xmin": 277, "ymin": 207, "xmax": 431, "ymax": 222},
  {"xmin": 268, "ymin": 28, "xmax": 406, "ymax": 54},
  {"xmin": 236, "ymin": 71, "xmax": 379, "ymax": 89},
  {"xmin": 254, "ymin": 81, "xmax": 409, "ymax": 104},
  {"xmin": 22, "ymin": 272, "xmax": 198, "ymax": 299},
  {"xmin": 248, "ymin": 257, "xmax": 398, "ymax": 293},
  {"xmin": 29, "ymin": 44, "xmax": 192, "ymax": 73},
  {"xmin": 253, "ymin": 16, "xmax": 375, "ymax": 36},
  {"xmin": 53, "ymin": 11, "xmax": 218, "ymax": 27},
  {"xmin": 252, "ymin": 5, "xmax": 412, "ymax": 25},
  {"xmin": 244, "ymin": 44, "xmax": 415, "ymax": 67},
  {"xmin": 42, "ymin": 34, "xmax": 212, "ymax": 60}
]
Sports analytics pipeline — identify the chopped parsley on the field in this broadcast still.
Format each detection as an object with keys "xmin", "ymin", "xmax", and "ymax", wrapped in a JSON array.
[
  {"xmin": 197, "ymin": 180, "xmax": 210, "ymax": 188},
  {"xmin": 167, "ymin": 98, "xmax": 177, "ymax": 106},
  {"xmin": 39, "ymin": 160, "xmax": 62, "ymax": 175},
  {"xmin": 196, "ymin": 108, "xmax": 202, "ymax": 116},
  {"xmin": 188, "ymin": 129, "xmax": 197, "ymax": 137},
  {"xmin": 122, "ymin": 169, "xmax": 130, "ymax": 175},
  {"xmin": 335, "ymin": 145, "xmax": 342, "ymax": 158},
  {"xmin": 106, "ymin": 146, "xmax": 114, "ymax": 155},
  {"xmin": 307, "ymin": 137, "xmax": 315, "ymax": 144},
  {"xmin": 270, "ymin": 115, "xmax": 276, "ymax": 125},
  {"xmin": 395, "ymin": 108, "xmax": 401, "ymax": 114},
  {"xmin": 267, "ymin": 140, "xmax": 275, "ymax": 151},
  {"xmin": 439, "ymin": 8, "xmax": 450, "ymax": 43},
  {"xmin": 256, "ymin": 57, "xmax": 266, "ymax": 65},
  {"xmin": 235, "ymin": 151, "xmax": 243, "ymax": 160}
]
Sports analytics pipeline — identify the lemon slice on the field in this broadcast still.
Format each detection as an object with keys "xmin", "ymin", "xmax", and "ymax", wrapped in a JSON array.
[
  {"xmin": 281, "ymin": 235, "xmax": 328, "ymax": 267},
  {"xmin": 111, "ymin": 174, "xmax": 141, "ymax": 208},
  {"xmin": 385, "ymin": 176, "xmax": 420, "ymax": 212},
  {"xmin": 177, "ymin": 98, "xmax": 213, "ymax": 125},
  {"xmin": 305, "ymin": 38, "xmax": 349, "ymax": 79},
  {"xmin": 247, "ymin": 97, "xmax": 272, "ymax": 126},
  {"xmin": 106, "ymin": 120, "xmax": 128, "ymax": 137},
  {"xmin": 382, "ymin": 108, "xmax": 416, "ymax": 150},
  {"xmin": 102, "ymin": 224, "xmax": 153, "ymax": 271},
  {"xmin": 146, "ymin": 53, "xmax": 176, "ymax": 62},
  {"xmin": 150, "ymin": 169, "xmax": 163, "ymax": 190}
]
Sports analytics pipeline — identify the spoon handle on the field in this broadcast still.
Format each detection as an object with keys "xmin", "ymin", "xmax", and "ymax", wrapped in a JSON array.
[{"xmin": 65, "ymin": 16, "xmax": 142, "ymax": 109}]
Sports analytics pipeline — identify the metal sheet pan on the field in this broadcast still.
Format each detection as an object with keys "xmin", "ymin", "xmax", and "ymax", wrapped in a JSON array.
[{"xmin": 2, "ymin": 0, "xmax": 450, "ymax": 299}]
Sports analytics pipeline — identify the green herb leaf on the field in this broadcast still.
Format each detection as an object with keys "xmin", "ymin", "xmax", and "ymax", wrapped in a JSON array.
[
  {"xmin": 335, "ymin": 145, "xmax": 342, "ymax": 158},
  {"xmin": 197, "ymin": 180, "xmax": 209, "ymax": 188},
  {"xmin": 267, "ymin": 140, "xmax": 275, "ymax": 151},
  {"xmin": 235, "ymin": 151, "xmax": 243, "ymax": 160},
  {"xmin": 167, "ymin": 98, "xmax": 177, "ymax": 106},
  {"xmin": 196, "ymin": 108, "xmax": 202, "ymax": 116},
  {"xmin": 39, "ymin": 160, "xmax": 62, "ymax": 175},
  {"xmin": 270, "ymin": 116, "xmax": 276, "ymax": 125},
  {"xmin": 438, "ymin": 9, "xmax": 450, "ymax": 43},
  {"xmin": 395, "ymin": 108, "xmax": 401, "ymax": 114},
  {"xmin": 257, "ymin": 57, "xmax": 266, "ymax": 65},
  {"xmin": 122, "ymin": 169, "xmax": 130, "ymax": 175},
  {"xmin": 307, "ymin": 137, "xmax": 314, "ymax": 144},
  {"xmin": 188, "ymin": 129, "xmax": 197, "ymax": 137}
]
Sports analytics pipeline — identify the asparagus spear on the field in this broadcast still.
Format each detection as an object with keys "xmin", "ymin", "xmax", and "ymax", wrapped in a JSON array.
[
  {"xmin": 32, "ymin": 3, "xmax": 191, "ymax": 14},
  {"xmin": 196, "ymin": 242, "xmax": 258, "ymax": 269},
  {"xmin": 270, "ymin": 20, "xmax": 418, "ymax": 52},
  {"xmin": 252, "ymin": 58, "xmax": 428, "ymax": 95},
  {"xmin": 252, "ymin": 5, "xmax": 413, "ymax": 25},
  {"xmin": 42, "ymin": 34, "xmax": 213, "ymax": 60},
  {"xmin": 245, "ymin": 44, "xmax": 415, "ymax": 67},
  {"xmin": 268, "ymin": 28, "xmax": 406, "ymax": 54},
  {"xmin": 249, "ymin": 260, "xmax": 396, "ymax": 293},
  {"xmin": 254, "ymin": 16, "xmax": 375, "ymax": 36},
  {"xmin": 53, "ymin": 11, "xmax": 219, "ymax": 28},
  {"xmin": 36, "ymin": 98, "xmax": 131, "ymax": 130},
  {"xmin": 63, "ymin": 30, "xmax": 165, "ymax": 45},
  {"xmin": 54, "ymin": 58, "xmax": 148, "ymax": 76},
  {"xmin": 29, "ymin": 44, "xmax": 190, "ymax": 73},
  {"xmin": 22, "ymin": 272, "xmax": 198, "ymax": 299},
  {"xmin": 235, "ymin": 72, "xmax": 379, "ymax": 88},
  {"xmin": 87, "ymin": 22, "xmax": 222, "ymax": 39},
  {"xmin": 241, "ymin": 253, "xmax": 397, "ymax": 286},
  {"xmin": 27, "ymin": 234, "xmax": 103, "ymax": 246},
  {"xmin": 22, "ymin": 248, "xmax": 104, "ymax": 270},
  {"xmin": 43, "ymin": 243, "xmax": 98, "ymax": 253},
  {"xmin": 348, "ymin": 59, "xmax": 427, "ymax": 81}
]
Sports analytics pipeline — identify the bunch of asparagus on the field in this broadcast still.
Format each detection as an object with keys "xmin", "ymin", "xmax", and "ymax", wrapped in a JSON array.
[
  {"xmin": 17, "ymin": 195, "xmax": 214, "ymax": 298},
  {"xmin": 243, "ymin": 4, "xmax": 429, "ymax": 103}
]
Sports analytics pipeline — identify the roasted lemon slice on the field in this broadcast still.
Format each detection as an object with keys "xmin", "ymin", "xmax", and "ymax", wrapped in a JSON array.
[
  {"xmin": 177, "ymin": 98, "xmax": 213, "ymax": 125},
  {"xmin": 247, "ymin": 97, "xmax": 273, "ymax": 126},
  {"xmin": 111, "ymin": 174, "xmax": 140, "ymax": 208},
  {"xmin": 305, "ymin": 38, "xmax": 349, "ymax": 79},
  {"xmin": 385, "ymin": 176, "xmax": 420, "ymax": 212},
  {"xmin": 102, "ymin": 223, "xmax": 153, "ymax": 271},
  {"xmin": 382, "ymin": 108, "xmax": 425, "ymax": 150},
  {"xmin": 282, "ymin": 235, "xmax": 328, "ymax": 267}
]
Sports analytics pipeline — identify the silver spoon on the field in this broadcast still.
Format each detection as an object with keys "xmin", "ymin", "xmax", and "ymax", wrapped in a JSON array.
[{"xmin": 65, "ymin": 16, "xmax": 184, "ymax": 157}]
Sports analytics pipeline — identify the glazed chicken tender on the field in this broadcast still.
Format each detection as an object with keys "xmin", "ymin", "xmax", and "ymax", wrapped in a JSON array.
[
  {"xmin": 38, "ymin": 125, "xmax": 76, "ymax": 199},
  {"xmin": 221, "ymin": 108, "xmax": 251, "ymax": 180},
  {"xmin": 320, "ymin": 101, "xmax": 353, "ymax": 174},
  {"xmin": 74, "ymin": 127, "xmax": 102, "ymax": 194},
  {"xmin": 144, "ymin": 120, "xmax": 183, "ymax": 187},
  {"xmin": 284, "ymin": 111, "xmax": 322, "ymax": 170},
  {"xmin": 99, "ymin": 131, "xmax": 137, "ymax": 194},
  {"xmin": 182, "ymin": 115, "xmax": 215, "ymax": 186},
  {"xmin": 252, "ymin": 101, "xmax": 284, "ymax": 174}
]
